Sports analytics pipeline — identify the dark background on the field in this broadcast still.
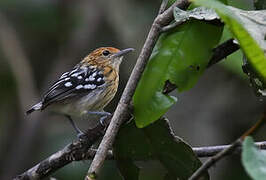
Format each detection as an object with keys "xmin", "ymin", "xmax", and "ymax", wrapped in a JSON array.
[{"xmin": 0, "ymin": 0, "xmax": 265, "ymax": 179}]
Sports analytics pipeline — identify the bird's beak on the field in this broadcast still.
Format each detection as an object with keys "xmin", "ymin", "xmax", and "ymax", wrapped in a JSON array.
[{"xmin": 112, "ymin": 48, "xmax": 134, "ymax": 58}]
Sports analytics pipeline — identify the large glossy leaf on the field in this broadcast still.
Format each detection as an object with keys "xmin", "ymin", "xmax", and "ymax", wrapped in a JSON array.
[
  {"xmin": 192, "ymin": 0, "xmax": 266, "ymax": 84},
  {"xmin": 113, "ymin": 118, "xmax": 209, "ymax": 180},
  {"xmin": 242, "ymin": 136, "xmax": 266, "ymax": 180},
  {"xmin": 133, "ymin": 19, "xmax": 223, "ymax": 127}
]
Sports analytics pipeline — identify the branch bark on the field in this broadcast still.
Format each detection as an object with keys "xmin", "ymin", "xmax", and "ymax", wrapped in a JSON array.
[
  {"xmin": 14, "ymin": 121, "xmax": 109, "ymax": 180},
  {"xmin": 189, "ymin": 112, "xmax": 266, "ymax": 180},
  {"xmin": 189, "ymin": 139, "xmax": 242, "ymax": 180},
  {"xmin": 14, "ymin": 107, "xmax": 266, "ymax": 180},
  {"xmin": 194, "ymin": 141, "xmax": 266, "ymax": 157},
  {"xmin": 85, "ymin": 0, "xmax": 190, "ymax": 179},
  {"xmin": 14, "ymin": 138, "xmax": 266, "ymax": 180},
  {"xmin": 87, "ymin": 140, "xmax": 266, "ymax": 159}
]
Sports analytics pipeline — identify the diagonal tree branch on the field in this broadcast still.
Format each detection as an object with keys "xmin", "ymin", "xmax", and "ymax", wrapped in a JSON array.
[
  {"xmin": 190, "ymin": 139, "xmax": 243, "ymax": 180},
  {"xmin": 85, "ymin": 1, "xmax": 191, "ymax": 179},
  {"xmin": 189, "ymin": 111, "xmax": 266, "ymax": 180},
  {"xmin": 159, "ymin": 0, "xmax": 169, "ymax": 14},
  {"xmin": 14, "ymin": 136, "xmax": 266, "ymax": 180},
  {"xmin": 13, "ymin": 111, "xmax": 266, "ymax": 180},
  {"xmin": 207, "ymin": 38, "xmax": 240, "ymax": 67},
  {"xmin": 13, "ymin": 121, "xmax": 109, "ymax": 180},
  {"xmin": 14, "ymin": 108, "xmax": 265, "ymax": 180}
]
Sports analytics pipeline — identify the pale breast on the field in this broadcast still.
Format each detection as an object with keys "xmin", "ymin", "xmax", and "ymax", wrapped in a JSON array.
[{"xmin": 50, "ymin": 80, "xmax": 118, "ymax": 117}]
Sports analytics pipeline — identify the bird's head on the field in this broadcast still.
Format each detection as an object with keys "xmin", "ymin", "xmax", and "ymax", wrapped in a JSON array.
[{"xmin": 82, "ymin": 47, "xmax": 134, "ymax": 70}]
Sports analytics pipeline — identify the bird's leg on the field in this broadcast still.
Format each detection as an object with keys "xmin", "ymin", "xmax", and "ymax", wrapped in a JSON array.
[
  {"xmin": 65, "ymin": 115, "xmax": 85, "ymax": 139},
  {"xmin": 86, "ymin": 111, "xmax": 111, "ymax": 126}
]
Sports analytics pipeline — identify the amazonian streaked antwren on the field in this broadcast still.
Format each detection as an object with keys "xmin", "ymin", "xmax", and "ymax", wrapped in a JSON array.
[{"xmin": 27, "ymin": 47, "xmax": 134, "ymax": 138}]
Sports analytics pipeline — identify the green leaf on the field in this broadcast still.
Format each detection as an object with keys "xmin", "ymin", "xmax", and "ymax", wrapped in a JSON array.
[
  {"xmin": 134, "ymin": 18, "xmax": 223, "ymax": 127},
  {"xmin": 114, "ymin": 118, "xmax": 209, "ymax": 180},
  {"xmin": 192, "ymin": 0, "xmax": 266, "ymax": 84},
  {"xmin": 242, "ymin": 136, "xmax": 266, "ymax": 180},
  {"xmin": 114, "ymin": 120, "xmax": 154, "ymax": 161}
]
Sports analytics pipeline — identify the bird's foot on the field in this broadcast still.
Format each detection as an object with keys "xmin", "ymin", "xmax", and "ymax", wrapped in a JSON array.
[{"xmin": 99, "ymin": 112, "xmax": 112, "ymax": 127}]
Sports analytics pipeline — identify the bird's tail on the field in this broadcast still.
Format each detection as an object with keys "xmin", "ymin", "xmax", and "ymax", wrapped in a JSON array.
[{"xmin": 26, "ymin": 102, "xmax": 43, "ymax": 115}]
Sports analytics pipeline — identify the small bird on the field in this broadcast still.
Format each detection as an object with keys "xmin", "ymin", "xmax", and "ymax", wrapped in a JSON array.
[{"xmin": 27, "ymin": 47, "xmax": 134, "ymax": 138}]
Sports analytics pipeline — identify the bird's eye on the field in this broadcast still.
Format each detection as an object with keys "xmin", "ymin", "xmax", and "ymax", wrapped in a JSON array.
[{"xmin": 102, "ymin": 50, "xmax": 110, "ymax": 56}]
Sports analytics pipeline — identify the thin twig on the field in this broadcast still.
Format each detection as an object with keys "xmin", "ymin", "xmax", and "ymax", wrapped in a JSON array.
[
  {"xmin": 194, "ymin": 141, "xmax": 266, "ymax": 157},
  {"xmin": 240, "ymin": 112, "xmax": 266, "ymax": 140},
  {"xmin": 13, "ymin": 109, "xmax": 266, "ymax": 179},
  {"xmin": 207, "ymin": 38, "xmax": 240, "ymax": 67},
  {"xmin": 14, "ymin": 138, "xmax": 266, "ymax": 180},
  {"xmin": 161, "ymin": 21, "xmax": 185, "ymax": 32},
  {"xmin": 85, "ymin": 0, "xmax": 190, "ymax": 179},
  {"xmin": 189, "ymin": 113, "xmax": 266, "ymax": 180},
  {"xmin": 189, "ymin": 139, "xmax": 242, "ymax": 180},
  {"xmin": 87, "ymin": 141, "xmax": 266, "ymax": 159}
]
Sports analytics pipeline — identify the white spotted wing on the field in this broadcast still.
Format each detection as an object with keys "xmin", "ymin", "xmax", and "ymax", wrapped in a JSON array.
[{"xmin": 41, "ymin": 65, "xmax": 105, "ymax": 107}]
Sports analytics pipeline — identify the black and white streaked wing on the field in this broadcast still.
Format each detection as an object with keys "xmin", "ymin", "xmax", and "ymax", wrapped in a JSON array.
[
  {"xmin": 41, "ymin": 65, "xmax": 105, "ymax": 108},
  {"xmin": 46, "ymin": 66, "xmax": 82, "ymax": 93}
]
